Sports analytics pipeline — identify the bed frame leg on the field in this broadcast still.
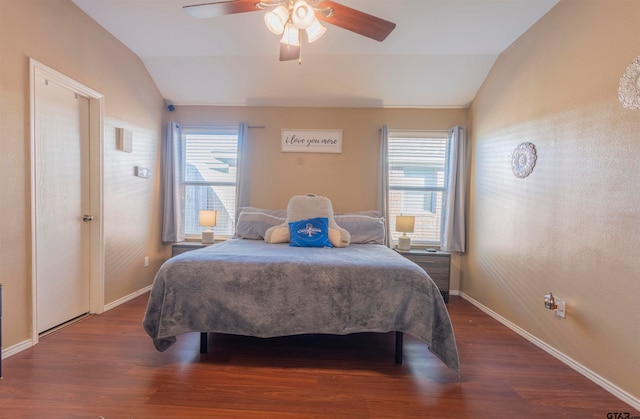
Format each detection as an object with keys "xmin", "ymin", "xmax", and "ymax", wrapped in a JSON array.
[
  {"xmin": 200, "ymin": 332, "xmax": 208, "ymax": 353},
  {"xmin": 395, "ymin": 331, "xmax": 403, "ymax": 364}
]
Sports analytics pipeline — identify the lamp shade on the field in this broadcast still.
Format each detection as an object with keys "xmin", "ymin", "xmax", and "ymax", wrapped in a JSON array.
[
  {"xmin": 280, "ymin": 22, "xmax": 300, "ymax": 46},
  {"xmin": 292, "ymin": 0, "xmax": 315, "ymax": 29},
  {"xmin": 395, "ymin": 215, "xmax": 415, "ymax": 233},
  {"xmin": 199, "ymin": 210, "xmax": 217, "ymax": 227},
  {"xmin": 264, "ymin": 5, "xmax": 289, "ymax": 35},
  {"xmin": 305, "ymin": 18, "xmax": 326, "ymax": 43}
]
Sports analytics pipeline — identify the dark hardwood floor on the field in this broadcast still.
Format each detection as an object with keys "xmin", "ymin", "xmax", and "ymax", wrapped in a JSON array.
[{"xmin": 0, "ymin": 295, "xmax": 636, "ymax": 418}]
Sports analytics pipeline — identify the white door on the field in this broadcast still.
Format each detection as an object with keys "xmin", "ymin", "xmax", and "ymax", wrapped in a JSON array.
[{"xmin": 34, "ymin": 74, "xmax": 91, "ymax": 334}]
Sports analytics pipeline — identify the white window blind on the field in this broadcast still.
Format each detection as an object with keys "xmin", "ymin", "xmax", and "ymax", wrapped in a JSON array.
[
  {"xmin": 182, "ymin": 126, "xmax": 238, "ymax": 238},
  {"xmin": 387, "ymin": 130, "xmax": 450, "ymax": 246}
]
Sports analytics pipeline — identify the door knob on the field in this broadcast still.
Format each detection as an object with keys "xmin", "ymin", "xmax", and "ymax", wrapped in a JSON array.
[{"xmin": 82, "ymin": 215, "xmax": 94, "ymax": 222}]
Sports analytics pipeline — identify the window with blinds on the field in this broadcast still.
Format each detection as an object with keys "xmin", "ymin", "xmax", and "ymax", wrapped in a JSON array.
[
  {"xmin": 387, "ymin": 130, "xmax": 450, "ymax": 246},
  {"xmin": 182, "ymin": 126, "xmax": 239, "ymax": 238}
]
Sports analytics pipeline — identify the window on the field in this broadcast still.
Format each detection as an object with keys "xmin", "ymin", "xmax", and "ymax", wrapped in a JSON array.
[
  {"xmin": 181, "ymin": 126, "xmax": 239, "ymax": 239},
  {"xmin": 387, "ymin": 130, "xmax": 450, "ymax": 246}
]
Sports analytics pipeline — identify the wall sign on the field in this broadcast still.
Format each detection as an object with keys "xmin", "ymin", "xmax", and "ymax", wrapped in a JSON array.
[{"xmin": 281, "ymin": 129, "xmax": 343, "ymax": 153}]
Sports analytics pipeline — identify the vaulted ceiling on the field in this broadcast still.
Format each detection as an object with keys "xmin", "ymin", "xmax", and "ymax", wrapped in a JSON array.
[{"xmin": 72, "ymin": 0, "xmax": 559, "ymax": 108}]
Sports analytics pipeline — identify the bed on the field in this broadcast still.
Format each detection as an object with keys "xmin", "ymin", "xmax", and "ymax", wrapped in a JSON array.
[{"xmin": 142, "ymin": 238, "xmax": 460, "ymax": 376}]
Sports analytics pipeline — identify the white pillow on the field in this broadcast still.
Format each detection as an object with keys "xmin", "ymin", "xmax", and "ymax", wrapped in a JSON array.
[{"xmin": 265, "ymin": 194, "xmax": 350, "ymax": 247}]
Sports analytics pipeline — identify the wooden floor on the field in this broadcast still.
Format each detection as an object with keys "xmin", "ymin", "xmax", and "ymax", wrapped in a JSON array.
[{"xmin": 0, "ymin": 295, "xmax": 636, "ymax": 418}]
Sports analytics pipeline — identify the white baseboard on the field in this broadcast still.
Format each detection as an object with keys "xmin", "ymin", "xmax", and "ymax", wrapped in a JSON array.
[
  {"xmin": 1, "ymin": 286, "xmax": 152, "ymax": 362},
  {"xmin": 1, "ymin": 339, "xmax": 33, "ymax": 360},
  {"xmin": 458, "ymin": 292, "xmax": 640, "ymax": 412},
  {"xmin": 103, "ymin": 285, "xmax": 152, "ymax": 312}
]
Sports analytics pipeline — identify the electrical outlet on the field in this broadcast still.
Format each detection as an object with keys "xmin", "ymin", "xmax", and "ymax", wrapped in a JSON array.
[
  {"xmin": 144, "ymin": 256, "xmax": 149, "ymax": 267},
  {"xmin": 555, "ymin": 298, "xmax": 566, "ymax": 319}
]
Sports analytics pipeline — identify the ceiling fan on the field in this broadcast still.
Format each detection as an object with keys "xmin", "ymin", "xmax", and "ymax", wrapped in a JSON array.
[{"xmin": 183, "ymin": 0, "xmax": 396, "ymax": 62}]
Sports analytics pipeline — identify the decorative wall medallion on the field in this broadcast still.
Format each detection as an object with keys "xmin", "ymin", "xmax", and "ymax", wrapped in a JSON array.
[
  {"xmin": 618, "ymin": 55, "xmax": 640, "ymax": 110},
  {"xmin": 511, "ymin": 142, "xmax": 537, "ymax": 179}
]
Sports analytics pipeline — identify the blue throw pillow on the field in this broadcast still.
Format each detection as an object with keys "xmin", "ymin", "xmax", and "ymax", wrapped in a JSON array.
[{"xmin": 289, "ymin": 217, "xmax": 333, "ymax": 248}]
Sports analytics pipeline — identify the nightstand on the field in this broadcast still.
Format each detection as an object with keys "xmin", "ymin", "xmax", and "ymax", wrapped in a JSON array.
[
  {"xmin": 171, "ymin": 241, "xmax": 209, "ymax": 257},
  {"xmin": 396, "ymin": 249, "xmax": 450, "ymax": 303}
]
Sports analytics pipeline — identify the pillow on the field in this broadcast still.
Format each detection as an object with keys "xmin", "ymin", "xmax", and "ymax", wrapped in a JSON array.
[
  {"xmin": 234, "ymin": 208, "xmax": 286, "ymax": 240},
  {"xmin": 266, "ymin": 225, "xmax": 290, "ymax": 243},
  {"xmin": 289, "ymin": 217, "xmax": 333, "ymax": 248},
  {"xmin": 265, "ymin": 194, "xmax": 350, "ymax": 247},
  {"xmin": 335, "ymin": 214, "xmax": 386, "ymax": 244}
]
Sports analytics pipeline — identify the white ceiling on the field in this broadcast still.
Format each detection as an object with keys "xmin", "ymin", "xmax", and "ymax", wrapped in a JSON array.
[{"xmin": 71, "ymin": 0, "xmax": 559, "ymax": 108}]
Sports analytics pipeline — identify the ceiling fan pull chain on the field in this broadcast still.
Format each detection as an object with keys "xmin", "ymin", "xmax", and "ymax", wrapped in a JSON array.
[{"xmin": 298, "ymin": 30, "xmax": 303, "ymax": 64}]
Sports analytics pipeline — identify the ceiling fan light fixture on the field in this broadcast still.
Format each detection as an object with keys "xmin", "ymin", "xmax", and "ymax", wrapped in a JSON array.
[
  {"xmin": 264, "ymin": 5, "xmax": 289, "ymax": 35},
  {"xmin": 280, "ymin": 22, "xmax": 300, "ymax": 46},
  {"xmin": 291, "ymin": 0, "xmax": 315, "ymax": 29},
  {"xmin": 305, "ymin": 18, "xmax": 326, "ymax": 43}
]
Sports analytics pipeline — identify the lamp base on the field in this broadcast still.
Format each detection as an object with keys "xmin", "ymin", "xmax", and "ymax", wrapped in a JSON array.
[
  {"xmin": 201, "ymin": 230, "xmax": 215, "ymax": 245},
  {"xmin": 397, "ymin": 236, "xmax": 411, "ymax": 251}
]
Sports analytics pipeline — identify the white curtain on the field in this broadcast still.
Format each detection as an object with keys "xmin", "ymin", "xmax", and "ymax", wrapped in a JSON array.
[
  {"xmin": 235, "ymin": 122, "xmax": 250, "ymax": 220},
  {"xmin": 441, "ymin": 126, "xmax": 468, "ymax": 253},
  {"xmin": 161, "ymin": 121, "xmax": 185, "ymax": 244},
  {"xmin": 378, "ymin": 125, "xmax": 391, "ymax": 247}
]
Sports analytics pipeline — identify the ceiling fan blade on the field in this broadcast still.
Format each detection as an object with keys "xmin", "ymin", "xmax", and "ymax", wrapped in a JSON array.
[
  {"xmin": 316, "ymin": 1, "xmax": 396, "ymax": 42},
  {"xmin": 279, "ymin": 43, "xmax": 301, "ymax": 61},
  {"xmin": 183, "ymin": 0, "xmax": 261, "ymax": 19}
]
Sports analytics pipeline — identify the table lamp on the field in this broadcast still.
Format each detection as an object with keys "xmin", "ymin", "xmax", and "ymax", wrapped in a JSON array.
[
  {"xmin": 396, "ymin": 215, "xmax": 415, "ymax": 251},
  {"xmin": 199, "ymin": 210, "xmax": 217, "ymax": 244}
]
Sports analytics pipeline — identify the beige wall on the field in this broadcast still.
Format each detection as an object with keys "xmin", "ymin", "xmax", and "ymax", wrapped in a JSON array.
[
  {"xmin": 169, "ymin": 106, "xmax": 468, "ymax": 211},
  {"xmin": 0, "ymin": 0, "xmax": 165, "ymax": 348},
  {"xmin": 468, "ymin": 0, "xmax": 639, "ymax": 401}
]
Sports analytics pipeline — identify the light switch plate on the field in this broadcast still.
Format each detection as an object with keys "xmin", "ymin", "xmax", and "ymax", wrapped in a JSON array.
[{"xmin": 135, "ymin": 166, "xmax": 151, "ymax": 178}]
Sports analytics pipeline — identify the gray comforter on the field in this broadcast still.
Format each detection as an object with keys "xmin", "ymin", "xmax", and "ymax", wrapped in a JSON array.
[{"xmin": 143, "ymin": 239, "xmax": 460, "ymax": 375}]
